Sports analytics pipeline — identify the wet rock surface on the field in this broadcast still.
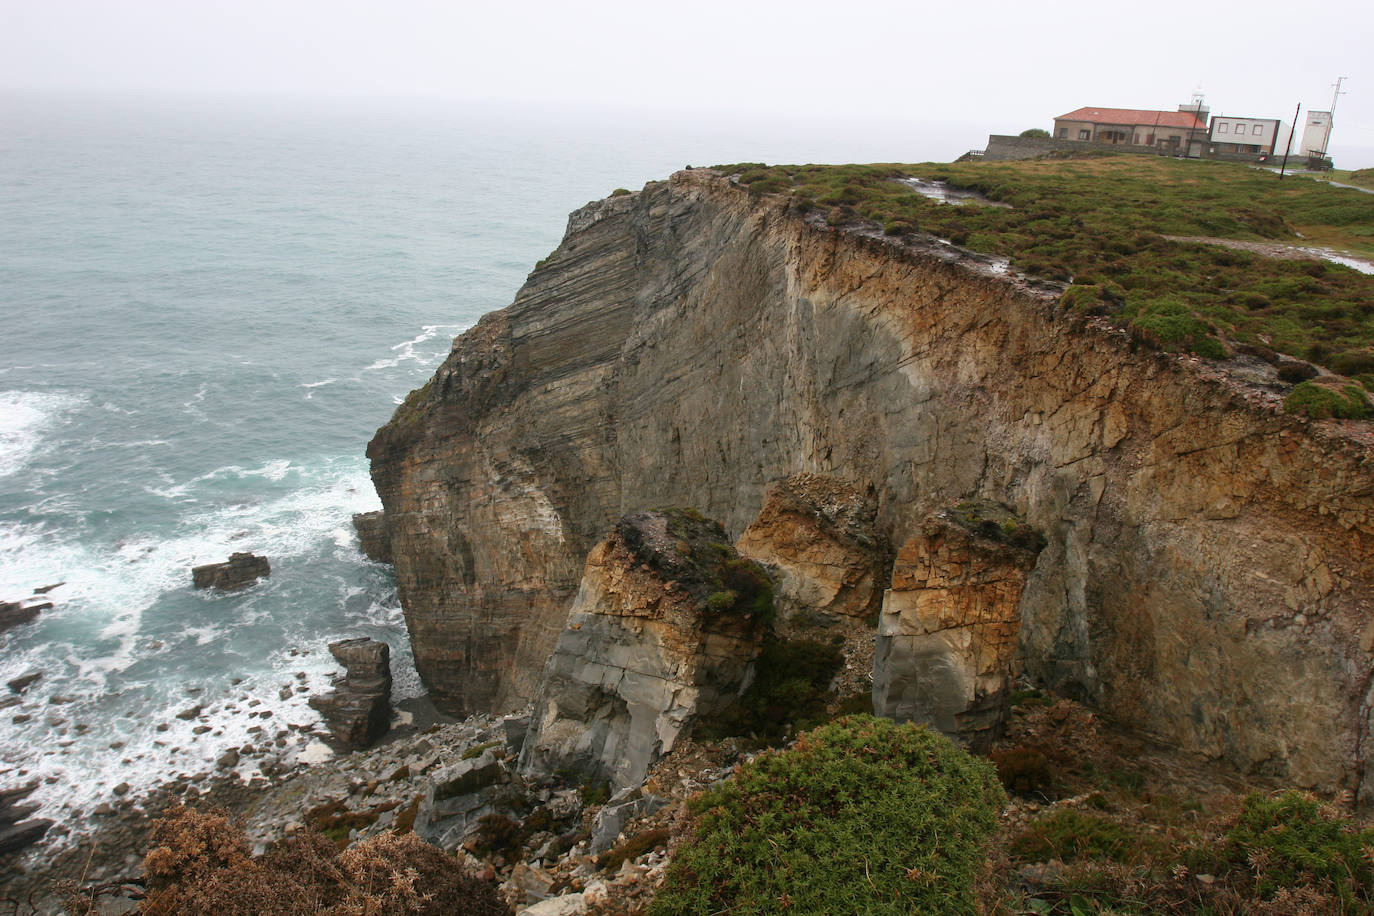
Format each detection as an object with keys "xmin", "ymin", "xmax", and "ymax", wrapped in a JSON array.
[
  {"xmin": 309, "ymin": 637, "xmax": 393, "ymax": 749},
  {"xmin": 0, "ymin": 783, "xmax": 51, "ymax": 857},
  {"xmin": 1, "ymin": 599, "xmax": 51, "ymax": 634},
  {"xmin": 352, "ymin": 510, "xmax": 394, "ymax": 564},
  {"xmin": 191, "ymin": 551, "xmax": 271, "ymax": 590}
]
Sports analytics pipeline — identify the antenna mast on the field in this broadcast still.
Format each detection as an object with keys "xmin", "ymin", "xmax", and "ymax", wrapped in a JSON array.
[{"xmin": 1329, "ymin": 76, "xmax": 1348, "ymax": 118}]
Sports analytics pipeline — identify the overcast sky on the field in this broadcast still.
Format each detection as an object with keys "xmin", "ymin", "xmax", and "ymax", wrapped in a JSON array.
[{"xmin": 3, "ymin": 0, "xmax": 1372, "ymax": 165}]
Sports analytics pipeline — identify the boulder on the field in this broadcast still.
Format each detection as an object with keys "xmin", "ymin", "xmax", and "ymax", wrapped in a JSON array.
[
  {"xmin": 191, "ymin": 552, "xmax": 270, "ymax": 590},
  {"xmin": 0, "ymin": 783, "xmax": 49, "ymax": 856},
  {"xmin": 309, "ymin": 638, "xmax": 392, "ymax": 748},
  {"xmin": 1, "ymin": 599, "xmax": 50, "ymax": 634},
  {"xmin": 519, "ymin": 510, "xmax": 770, "ymax": 792},
  {"xmin": 873, "ymin": 502, "xmax": 1044, "ymax": 748},
  {"xmin": 7, "ymin": 672, "xmax": 42, "ymax": 694},
  {"xmin": 351, "ymin": 511, "xmax": 394, "ymax": 564},
  {"xmin": 412, "ymin": 748, "xmax": 509, "ymax": 849},
  {"xmin": 589, "ymin": 790, "xmax": 668, "ymax": 854}
]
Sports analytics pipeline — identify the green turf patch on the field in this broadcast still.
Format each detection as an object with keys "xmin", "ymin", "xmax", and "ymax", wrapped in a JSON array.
[{"xmin": 717, "ymin": 158, "xmax": 1374, "ymax": 400}]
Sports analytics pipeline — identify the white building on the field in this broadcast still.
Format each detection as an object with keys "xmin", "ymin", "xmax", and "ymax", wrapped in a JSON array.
[
  {"xmin": 1208, "ymin": 115, "xmax": 1292, "ymax": 157},
  {"xmin": 1298, "ymin": 111, "xmax": 1333, "ymax": 156}
]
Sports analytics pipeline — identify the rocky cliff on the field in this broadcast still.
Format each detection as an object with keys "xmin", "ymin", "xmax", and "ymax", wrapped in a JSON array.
[{"xmin": 368, "ymin": 169, "xmax": 1374, "ymax": 799}]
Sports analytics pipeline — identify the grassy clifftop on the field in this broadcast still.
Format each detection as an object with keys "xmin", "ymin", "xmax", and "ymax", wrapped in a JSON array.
[{"xmin": 719, "ymin": 158, "xmax": 1374, "ymax": 398}]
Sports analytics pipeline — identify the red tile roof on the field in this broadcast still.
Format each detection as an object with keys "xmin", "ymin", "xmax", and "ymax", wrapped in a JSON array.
[{"xmin": 1056, "ymin": 107, "xmax": 1207, "ymax": 130}]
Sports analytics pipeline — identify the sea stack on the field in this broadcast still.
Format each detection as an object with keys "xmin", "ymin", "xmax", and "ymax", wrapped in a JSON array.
[{"xmin": 191, "ymin": 552, "xmax": 271, "ymax": 590}]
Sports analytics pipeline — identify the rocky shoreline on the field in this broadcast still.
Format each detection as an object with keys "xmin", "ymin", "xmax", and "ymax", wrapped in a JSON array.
[{"xmin": 1, "ymin": 692, "xmax": 743, "ymax": 916}]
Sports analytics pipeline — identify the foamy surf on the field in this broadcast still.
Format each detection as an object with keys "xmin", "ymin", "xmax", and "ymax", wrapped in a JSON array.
[{"xmin": 0, "ymin": 390, "xmax": 85, "ymax": 478}]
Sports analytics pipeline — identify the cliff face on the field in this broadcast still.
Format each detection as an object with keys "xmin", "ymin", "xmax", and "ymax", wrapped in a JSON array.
[
  {"xmin": 519, "ymin": 511, "xmax": 769, "ymax": 791},
  {"xmin": 369, "ymin": 170, "xmax": 1374, "ymax": 798}
]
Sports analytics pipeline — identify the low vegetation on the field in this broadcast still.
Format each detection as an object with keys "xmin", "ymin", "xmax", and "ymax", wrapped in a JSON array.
[
  {"xmin": 650, "ymin": 715, "xmax": 1006, "ymax": 916},
  {"xmin": 624, "ymin": 507, "xmax": 774, "ymax": 621},
  {"xmin": 73, "ymin": 806, "xmax": 510, "ymax": 916},
  {"xmin": 985, "ymin": 694, "xmax": 1374, "ymax": 914},
  {"xmin": 718, "ymin": 158, "xmax": 1374, "ymax": 407},
  {"xmin": 697, "ymin": 636, "xmax": 845, "ymax": 742}
]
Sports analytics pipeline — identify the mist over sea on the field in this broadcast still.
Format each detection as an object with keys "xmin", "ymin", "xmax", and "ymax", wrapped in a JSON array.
[{"xmin": 0, "ymin": 91, "xmax": 965, "ymax": 836}]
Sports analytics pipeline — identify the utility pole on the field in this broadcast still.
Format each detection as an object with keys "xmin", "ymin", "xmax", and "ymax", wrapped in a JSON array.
[
  {"xmin": 1279, "ymin": 102, "xmax": 1300, "ymax": 179},
  {"xmin": 1330, "ymin": 76, "xmax": 1348, "ymax": 118}
]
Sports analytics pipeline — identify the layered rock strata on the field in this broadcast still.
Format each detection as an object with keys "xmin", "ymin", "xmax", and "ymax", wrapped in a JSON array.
[
  {"xmin": 735, "ymin": 474, "xmax": 888, "ymax": 631},
  {"xmin": 518, "ymin": 511, "xmax": 770, "ymax": 791},
  {"xmin": 370, "ymin": 169, "xmax": 1374, "ymax": 799},
  {"xmin": 191, "ymin": 552, "xmax": 270, "ymax": 590},
  {"xmin": 352, "ymin": 510, "xmax": 394, "ymax": 564},
  {"xmin": 874, "ymin": 502, "xmax": 1044, "ymax": 747},
  {"xmin": 310, "ymin": 638, "xmax": 393, "ymax": 749},
  {"xmin": 0, "ymin": 783, "xmax": 50, "ymax": 857}
]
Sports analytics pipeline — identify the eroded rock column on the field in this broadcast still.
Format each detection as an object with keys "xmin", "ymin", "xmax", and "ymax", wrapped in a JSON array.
[
  {"xmin": 874, "ymin": 502, "xmax": 1043, "ymax": 747},
  {"xmin": 519, "ymin": 510, "xmax": 770, "ymax": 791}
]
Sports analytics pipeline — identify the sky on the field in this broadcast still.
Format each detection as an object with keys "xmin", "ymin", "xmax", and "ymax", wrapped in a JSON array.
[{"xmin": 2, "ymin": 0, "xmax": 1372, "ymax": 166}]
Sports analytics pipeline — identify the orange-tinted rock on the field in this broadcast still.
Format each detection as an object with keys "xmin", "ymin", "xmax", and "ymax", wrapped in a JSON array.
[{"xmin": 874, "ymin": 503, "xmax": 1043, "ymax": 747}]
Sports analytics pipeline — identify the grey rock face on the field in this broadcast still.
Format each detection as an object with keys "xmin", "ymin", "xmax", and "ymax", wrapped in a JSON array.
[
  {"xmin": 413, "ymin": 748, "xmax": 509, "ymax": 850},
  {"xmin": 309, "ymin": 638, "xmax": 393, "ymax": 749},
  {"xmin": 519, "ymin": 512, "xmax": 769, "ymax": 792},
  {"xmin": 370, "ymin": 168, "xmax": 1374, "ymax": 801},
  {"xmin": 191, "ymin": 552, "xmax": 270, "ymax": 590},
  {"xmin": 589, "ymin": 791, "xmax": 668, "ymax": 854}
]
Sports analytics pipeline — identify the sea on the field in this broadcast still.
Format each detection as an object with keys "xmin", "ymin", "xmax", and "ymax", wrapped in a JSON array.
[{"xmin": 0, "ymin": 90, "xmax": 971, "ymax": 839}]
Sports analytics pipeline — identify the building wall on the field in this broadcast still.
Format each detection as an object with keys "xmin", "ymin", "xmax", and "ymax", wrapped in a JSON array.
[
  {"xmin": 1210, "ymin": 117, "xmax": 1281, "ymax": 154},
  {"xmin": 1052, "ymin": 119, "xmax": 1201, "ymax": 149},
  {"xmin": 1300, "ymin": 111, "xmax": 1333, "ymax": 155},
  {"xmin": 983, "ymin": 135, "xmax": 1272, "ymax": 164}
]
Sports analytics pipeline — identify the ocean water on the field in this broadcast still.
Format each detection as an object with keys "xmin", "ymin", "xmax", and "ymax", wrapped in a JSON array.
[{"xmin": 0, "ymin": 91, "xmax": 963, "ymax": 837}]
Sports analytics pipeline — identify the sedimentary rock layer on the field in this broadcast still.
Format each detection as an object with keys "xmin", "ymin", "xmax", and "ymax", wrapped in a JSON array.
[
  {"xmin": 369, "ymin": 170, "xmax": 1374, "ymax": 798},
  {"xmin": 519, "ymin": 511, "xmax": 768, "ymax": 791}
]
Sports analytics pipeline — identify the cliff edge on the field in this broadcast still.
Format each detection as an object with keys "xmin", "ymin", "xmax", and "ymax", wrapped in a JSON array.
[{"xmin": 368, "ymin": 169, "xmax": 1374, "ymax": 800}]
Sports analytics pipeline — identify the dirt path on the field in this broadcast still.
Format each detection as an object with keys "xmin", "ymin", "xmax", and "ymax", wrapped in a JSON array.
[{"xmin": 1165, "ymin": 235, "xmax": 1374, "ymax": 274}]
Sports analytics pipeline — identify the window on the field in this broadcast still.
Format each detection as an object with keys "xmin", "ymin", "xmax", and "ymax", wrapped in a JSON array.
[
  {"xmin": 1253, "ymin": 124, "xmax": 1263, "ymax": 135},
  {"xmin": 1058, "ymin": 128, "xmax": 1067, "ymax": 138},
  {"xmin": 1079, "ymin": 129, "xmax": 1090, "ymax": 140},
  {"xmin": 1218, "ymin": 123, "xmax": 1229, "ymax": 133}
]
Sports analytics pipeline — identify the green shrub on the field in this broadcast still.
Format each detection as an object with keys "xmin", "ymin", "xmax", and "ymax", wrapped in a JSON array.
[
  {"xmin": 714, "ymin": 158, "xmax": 1374, "ymax": 376},
  {"xmin": 650, "ymin": 716, "xmax": 1006, "ymax": 916},
  {"xmin": 1019, "ymin": 128, "xmax": 1052, "ymax": 139},
  {"xmin": 1214, "ymin": 790, "xmax": 1374, "ymax": 905},
  {"xmin": 698, "ymin": 638, "xmax": 844, "ymax": 741},
  {"xmin": 461, "ymin": 739, "xmax": 501, "ymax": 760},
  {"xmin": 1012, "ymin": 808, "xmax": 1159, "ymax": 864},
  {"xmin": 1284, "ymin": 380, "xmax": 1373, "ymax": 419}
]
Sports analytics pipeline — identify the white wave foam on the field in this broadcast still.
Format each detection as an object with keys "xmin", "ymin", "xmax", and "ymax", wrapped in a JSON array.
[
  {"xmin": 302, "ymin": 378, "xmax": 338, "ymax": 400},
  {"xmin": 362, "ymin": 323, "xmax": 467, "ymax": 373},
  {"xmin": 3, "ymin": 459, "xmax": 382, "ymax": 652},
  {"xmin": 0, "ymin": 390, "xmax": 85, "ymax": 478}
]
